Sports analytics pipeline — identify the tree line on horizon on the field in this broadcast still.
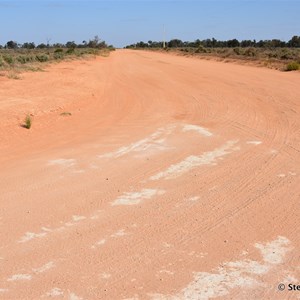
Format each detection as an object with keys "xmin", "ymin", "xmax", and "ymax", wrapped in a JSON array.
[
  {"xmin": 0, "ymin": 36, "xmax": 113, "ymax": 50},
  {"xmin": 125, "ymin": 36, "xmax": 300, "ymax": 49}
]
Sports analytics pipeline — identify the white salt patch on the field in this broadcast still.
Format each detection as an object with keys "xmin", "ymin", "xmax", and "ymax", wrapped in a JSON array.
[
  {"xmin": 46, "ymin": 288, "xmax": 64, "ymax": 297},
  {"xmin": 65, "ymin": 222, "xmax": 74, "ymax": 227},
  {"xmin": 18, "ymin": 231, "xmax": 47, "ymax": 243},
  {"xmin": 247, "ymin": 141, "xmax": 262, "ymax": 145},
  {"xmin": 289, "ymin": 172, "xmax": 296, "ymax": 176},
  {"xmin": 111, "ymin": 229, "xmax": 127, "ymax": 237},
  {"xmin": 100, "ymin": 272, "xmax": 111, "ymax": 279},
  {"xmin": 69, "ymin": 292, "xmax": 83, "ymax": 300},
  {"xmin": 99, "ymin": 125, "xmax": 175, "ymax": 158},
  {"xmin": 159, "ymin": 270, "xmax": 174, "ymax": 275},
  {"xmin": 48, "ymin": 159, "xmax": 76, "ymax": 167},
  {"xmin": 163, "ymin": 243, "xmax": 172, "ymax": 248},
  {"xmin": 150, "ymin": 140, "xmax": 239, "ymax": 180},
  {"xmin": 151, "ymin": 236, "xmax": 291, "ymax": 300},
  {"xmin": 72, "ymin": 215, "xmax": 86, "ymax": 222},
  {"xmin": 7, "ymin": 274, "xmax": 32, "ymax": 281},
  {"xmin": 41, "ymin": 227, "xmax": 52, "ymax": 232},
  {"xmin": 278, "ymin": 174, "xmax": 286, "ymax": 178},
  {"xmin": 92, "ymin": 239, "xmax": 106, "ymax": 249},
  {"xmin": 96, "ymin": 239, "xmax": 106, "ymax": 246},
  {"xmin": 255, "ymin": 235, "xmax": 291, "ymax": 264},
  {"xmin": 188, "ymin": 196, "xmax": 200, "ymax": 202},
  {"xmin": 33, "ymin": 261, "xmax": 55, "ymax": 274},
  {"xmin": 0, "ymin": 289, "xmax": 8, "ymax": 293},
  {"xmin": 182, "ymin": 124, "xmax": 213, "ymax": 137},
  {"xmin": 89, "ymin": 164, "xmax": 99, "ymax": 169},
  {"xmin": 111, "ymin": 189, "xmax": 165, "ymax": 206},
  {"xmin": 73, "ymin": 170, "xmax": 85, "ymax": 174},
  {"xmin": 270, "ymin": 149, "xmax": 278, "ymax": 154}
]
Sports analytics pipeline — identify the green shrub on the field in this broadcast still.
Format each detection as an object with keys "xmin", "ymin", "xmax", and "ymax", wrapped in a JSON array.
[
  {"xmin": 3, "ymin": 55, "xmax": 14, "ymax": 64},
  {"xmin": 17, "ymin": 56, "xmax": 28, "ymax": 64},
  {"xmin": 0, "ymin": 56, "xmax": 4, "ymax": 67},
  {"xmin": 244, "ymin": 48, "xmax": 256, "ymax": 57},
  {"xmin": 286, "ymin": 61, "xmax": 300, "ymax": 71},
  {"xmin": 24, "ymin": 115, "xmax": 32, "ymax": 129},
  {"xmin": 195, "ymin": 46, "xmax": 207, "ymax": 53},
  {"xmin": 36, "ymin": 54, "xmax": 49, "ymax": 62},
  {"xmin": 66, "ymin": 48, "xmax": 75, "ymax": 55},
  {"xmin": 233, "ymin": 47, "xmax": 242, "ymax": 55},
  {"xmin": 54, "ymin": 48, "xmax": 64, "ymax": 53},
  {"xmin": 53, "ymin": 52, "xmax": 64, "ymax": 59}
]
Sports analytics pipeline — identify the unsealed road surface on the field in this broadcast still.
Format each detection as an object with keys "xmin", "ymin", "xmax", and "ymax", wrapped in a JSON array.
[{"xmin": 0, "ymin": 50, "xmax": 299, "ymax": 299}]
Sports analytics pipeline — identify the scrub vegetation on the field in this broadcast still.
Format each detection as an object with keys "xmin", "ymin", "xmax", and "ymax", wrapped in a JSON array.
[
  {"xmin": 0, "ymin": 36, "xmax": 115, "ymax": 78},
  {"xmin": 125, "ymin": 36, "xmax": 300, "ymax": 71}
]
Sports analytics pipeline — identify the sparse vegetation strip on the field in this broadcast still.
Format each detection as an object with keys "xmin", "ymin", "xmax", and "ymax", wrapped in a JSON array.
[
  {"xmin": 0, "ymin": 36, "xmax": 115, "ymax": 78},
  {"xmin": 125, "ymin": 36, "xmax": 300, "ymax": 71}
]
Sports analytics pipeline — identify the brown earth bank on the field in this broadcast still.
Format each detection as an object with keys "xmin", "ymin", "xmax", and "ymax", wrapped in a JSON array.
[{"xmin": 0, "ymin": 50, "xmax": 299, "ymax": 299}]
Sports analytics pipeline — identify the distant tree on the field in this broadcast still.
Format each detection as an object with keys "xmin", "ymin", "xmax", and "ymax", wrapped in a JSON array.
[
  {"xmin": 6, "ymin": 40, "xmax": 18, "ymax": 49},
  {"xmin": 256, "ymin": 40, "xmax": 265, "ymax": 48},
  {"xmin": 22, "ymin": 42, "xmax": 35, "ymax": 49},
  {"xmin": 66, "ymin": 41, "xmax": 77, "ymax": 48},
  {"xmin": 124, "ymin": 35, "xmax": 299, "ymax": 50},
  {"xmin": 36, "ymin": 43, "xmax": 47, "ymax": 49},
  {"xmin": 88, "ymin": 36, "xmax": 94, "ymax": 48},
  {"xmin": 136, "ymin": 41, "xmax": 148, "ymax": 48},
  {"xmin": 168, "ymin": 39, "xmax": 183, "ymax": 48},
  {"xmin": 87, "ymin": 35, "xmax": 107, "ymax": 48},
  {"xmin": 267, "ymin": 39, "xmax": 281, "ymax": 48},
  {"xmin": 227, "ymin": 39, "xmax": 240, "ymax": 47},
  {"xmin": 288, "ymin": 36, "xmax": 300, "ymax": 47},
  {"xmin": 240, "ymin": 40, "xmax": 253, "ymax": 47},
  {"xmin": 52, "ymin": 43, "xmax": 65, "ymax": 48},
  {"xmin": 202, "ymin": 39, "xmax": 213, "ymax": 48}
]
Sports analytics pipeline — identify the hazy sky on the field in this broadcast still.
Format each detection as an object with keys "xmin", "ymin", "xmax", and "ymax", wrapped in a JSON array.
[{"xmin": 0, "ymin": 0, "xmax": 299, "ymax": 48}]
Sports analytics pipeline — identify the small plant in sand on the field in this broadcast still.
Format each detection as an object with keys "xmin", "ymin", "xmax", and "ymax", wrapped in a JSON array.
[
  {"xmin": 24, "ymin": 115, "xmax": 32, "ymax": 129},
  {"xmin": 60, "ymin": 111, "xmax": 72, "ymax": 116},
  {"xmin": 7, "ymin": 72, "xmax": 21, "ymax": 80}
]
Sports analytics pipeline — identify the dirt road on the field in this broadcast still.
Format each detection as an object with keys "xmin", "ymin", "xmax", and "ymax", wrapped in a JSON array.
[{"xmin": 0, "ymin": 50, "xmax": 299, "ymax": 299}]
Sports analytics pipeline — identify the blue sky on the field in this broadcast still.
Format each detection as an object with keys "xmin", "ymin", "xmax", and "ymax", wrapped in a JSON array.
[{"xmin": 0, "ymin": 0, "xmax": 299, "ymax": 48}]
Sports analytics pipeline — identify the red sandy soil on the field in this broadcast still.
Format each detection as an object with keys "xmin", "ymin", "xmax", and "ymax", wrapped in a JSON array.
[{"xmin": 0, "ymin": 50, "xmax": 299, "ymax": 300}]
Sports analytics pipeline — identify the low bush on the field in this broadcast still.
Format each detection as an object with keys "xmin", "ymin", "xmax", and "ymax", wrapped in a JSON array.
[
  {"xmin": 3, "ymin": 55, "xmax": 14, "ymax": 64},
  {"xmin": 35, "ymin": 54, "xmax": 49, "ymax": 62},
  {"xmin": 17, "ymin": 56, "xmax": 26, "ymax": 64},
  {"xmin": 66, "ymin": 48, "xmax": 75, "ymax": 55},
  {"xmin": 286, "ymin": 61, "xmax": 300, "ymax": 71},
  {"xmin": 233, "ymin": 47, "xmax": 242, "ymax": 55},
  {"xmin": 244, "ymin": 48, "xmax": 256, "ymax": 57},
  {"xmin": 53, "ymin": 52, "xmax": 64, "ymax": 59}
]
